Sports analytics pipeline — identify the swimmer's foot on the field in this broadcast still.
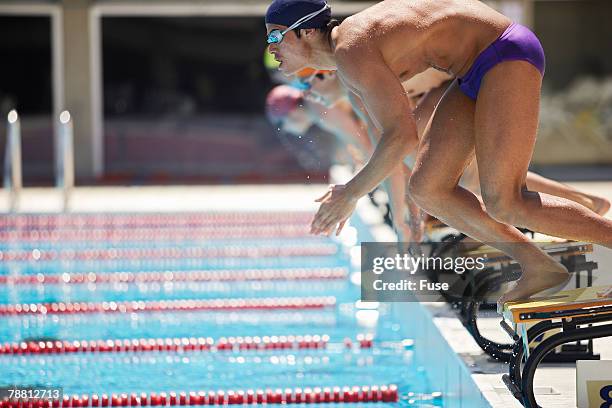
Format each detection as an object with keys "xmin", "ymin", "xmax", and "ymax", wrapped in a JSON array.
[
  {"xmin": 597, "ymin": 286, "xmax": 612, "ymax": 298},
  {"xmin": 457, "ymin": 237, "xmax": 486, "ymax": 252},
  {"xmin": 592, "ymin": 196, "xmax": 611, "ymax": 216},
  {"xmin": 497, "ymin": 262, "xmax": 570, "ymax": 313}
]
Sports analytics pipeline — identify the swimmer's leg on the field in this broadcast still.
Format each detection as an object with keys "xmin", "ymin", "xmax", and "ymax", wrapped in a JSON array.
[
  {"xmin": 458, "ymin": 161, "xmax": 610, "ymax": 216},
  {"xmin": 474, "ymin": 61, "xmax": 612, "ymax": 305},
  {"xmin": 412, "ymin": 81, "xmax": 610, "ymax": 218},
  {"xmin": 401, "ymin": 164, "xmax": 425, "ymax": 242},
  {"xmin": 413, "ymin": 82, "xmax": 451, "ymax": 138},
  {"xmin": 524, "ymin": 172, "xmax": 610, "ymax": 216},
  {"xmin": 475, "ymin": 61, "xmax": 612, "ymax": 245},
  {"xmin": 383, "ymin": 163, "xmax": 411, "ymax": 241},
  {"xmin": 408, "ymin": 81, "xmax": 563, "ymax": 291}
]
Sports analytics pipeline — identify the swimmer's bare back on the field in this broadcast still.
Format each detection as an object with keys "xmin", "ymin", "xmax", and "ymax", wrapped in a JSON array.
[{"xmin": 332, "ymin": 0, "xmax": 511, "ymax": 90}]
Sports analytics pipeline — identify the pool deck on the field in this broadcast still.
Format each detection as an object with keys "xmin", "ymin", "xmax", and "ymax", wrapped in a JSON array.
[
  {"xmin": 427, "ymin": 181, "xmax": 612, "ymax": 408},
  {"xmin": 1, "ymin": 181, "xmax": 611, "ymax": 408}
]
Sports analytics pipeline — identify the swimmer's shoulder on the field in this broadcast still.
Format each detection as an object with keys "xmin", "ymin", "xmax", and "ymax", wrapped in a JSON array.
[
  {"xmin": 332, "ymin": 22, "xmax": 369, "ymax": 81},
  {"xmin": 333, "ymin": 14, "xmax": 382, "ymax": 66},
  {"xmin": 333, "ymin": 16, "xmax": 369, "ymax": 51},
  {"xmin": 333, "ymin": 2, "xmax": 424, "ymax": 60}
]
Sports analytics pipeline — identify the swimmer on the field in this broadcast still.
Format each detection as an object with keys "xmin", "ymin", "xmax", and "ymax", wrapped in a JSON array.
[
  {"xmin": 407, "ymin": 78, "xmax": 611, "ymax": 216},
  {"xmin": 304, "ymin": 70, "xmax": 610, "ymax": 241},
  {"xmin": 265, "ymin": 83, "xmax": 413, "ymax": 240},
  {"xmin": 265, "ymin": 83, "xmax": 371, "ymax": 163},
  {"xmin": 264, "ymin": 0, "xmax": 612, "ymax": 307},
  {"xmin": 298, "ymin": 70, "xmax": 421, "ymax": 240}
]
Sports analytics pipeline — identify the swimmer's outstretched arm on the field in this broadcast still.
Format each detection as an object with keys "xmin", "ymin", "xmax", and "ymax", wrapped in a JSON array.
[
  {"xmin": 311, "ymin": 48, "xmax": 418, "ymax": 235},
  {"xmin": 346, "ymin": 84, "xmax": 414, "ymax": 240},
  {"xmin": 309, "ymin": 101, "xmax": 372, "ymax": 154}
]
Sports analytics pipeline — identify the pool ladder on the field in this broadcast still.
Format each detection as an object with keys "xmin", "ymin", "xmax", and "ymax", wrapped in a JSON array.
[{"xmin": 3, "ymin": 109, "xmax": 74, "ymax": 212}]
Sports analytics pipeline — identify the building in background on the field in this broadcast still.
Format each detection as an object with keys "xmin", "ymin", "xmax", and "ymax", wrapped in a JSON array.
[{"xmin": 1, "ymin": 0, "xmax": 611, "ymax": 185}]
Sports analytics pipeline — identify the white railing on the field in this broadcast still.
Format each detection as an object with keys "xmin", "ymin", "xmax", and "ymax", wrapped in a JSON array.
[
  {"xmin": 57, "ymin": 110, "xmax": 74, "ymax": 212},
  {"xmin": 3, "ymin": 110, "xmax": 75, "ymax": 213},
  {"xmin": 4, "ymin": 110, "xmax": 22, "ymax": 213}
]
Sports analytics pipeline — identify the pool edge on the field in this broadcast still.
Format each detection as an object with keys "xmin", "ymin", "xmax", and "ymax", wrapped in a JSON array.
[{"xmin": 353, "ymin": 201, "xmax": 493, "ymax": 408}]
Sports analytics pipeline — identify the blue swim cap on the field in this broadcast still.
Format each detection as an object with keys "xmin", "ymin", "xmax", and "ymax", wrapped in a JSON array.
[{"xmin": 266, "ymin": 0, "xmax": 331, "ymax": 29}]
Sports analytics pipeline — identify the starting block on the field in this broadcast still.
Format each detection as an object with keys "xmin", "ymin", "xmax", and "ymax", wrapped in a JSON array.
[
  {"xmin": 455, "ymin": 241, "xmax": 597, "ymax": 362},
  {"xmin": 500, "ymin": 286, "xmax": 612, "ymax": 408}
]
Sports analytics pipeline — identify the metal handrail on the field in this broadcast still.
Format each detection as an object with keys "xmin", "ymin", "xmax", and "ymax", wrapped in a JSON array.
[
  {"xmin": 57, "ymin": 110, "xmax": 74, "ymax": 212},
  {"xmin": 4, "ymin": 110, "xmax": 22, "ymax": 212}
]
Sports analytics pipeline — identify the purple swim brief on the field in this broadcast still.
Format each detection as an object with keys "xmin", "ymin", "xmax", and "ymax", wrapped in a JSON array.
[{"xmin": 458, "ymin": 22, "xmax": 545, "ymax": 100}]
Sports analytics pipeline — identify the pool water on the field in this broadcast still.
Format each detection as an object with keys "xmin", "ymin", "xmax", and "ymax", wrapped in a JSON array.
[{"xmin": 0, "ymin": 212, "xmax": 443, "ymax": 407}]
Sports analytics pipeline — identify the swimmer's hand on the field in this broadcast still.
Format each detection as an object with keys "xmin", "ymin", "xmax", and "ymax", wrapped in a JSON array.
[
  {"xmin": 311, "ymin": 185, "xmax": 358, "ymax": 236},
  {"xmin": 407, "ymin": 216, "xmax": 425, "ymax": 244}
]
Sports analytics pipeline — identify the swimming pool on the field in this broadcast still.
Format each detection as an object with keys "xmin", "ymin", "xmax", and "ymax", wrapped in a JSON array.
[{"xmin": 0, "ymin": 211, "xmax": 451, "ymax": 407}]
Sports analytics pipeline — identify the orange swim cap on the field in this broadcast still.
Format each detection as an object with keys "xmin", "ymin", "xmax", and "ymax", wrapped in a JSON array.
[{"xmin": 295, "ymin": 68, "xmax": 334, "ymax": 78}]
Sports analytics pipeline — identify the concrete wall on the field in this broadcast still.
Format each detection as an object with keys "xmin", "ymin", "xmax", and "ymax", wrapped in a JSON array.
[{"xmin": 62, "ymin": 0, "xmax": 96, "ymax": 182}]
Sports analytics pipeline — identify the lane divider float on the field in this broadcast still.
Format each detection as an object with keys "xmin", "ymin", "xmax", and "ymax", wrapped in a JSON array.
[
  {"xmin": 0, "ymin": 385, "xmax": 398, "ymax": 407},
  {"xmin": 0, "ymin": 244, "xmax": 337, "ymax": 262},
  {"xmin": 0, "ymin": 334, "xmax": 374, "ymax": 355},
  {"xmin": 0, "ymin": 296, "xmax": 337, "ymax": 316},
  {"xmin": 0, "ymin": 212, "xmax": 314, "ymax": 230},
  {"xmin": 0, "ymin": 225, "xmax": 313, "ymax": 242},
  {"xmin": 0, "ymin": 267, "xmax": 348, "ymax": 285}
]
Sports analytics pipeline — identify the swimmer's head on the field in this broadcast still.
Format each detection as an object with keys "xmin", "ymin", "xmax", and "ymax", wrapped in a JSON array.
[
  {"xmin": 299, "ymin": 70, "xmax": 345, "ymax": 107},
  {"xmin": 265, "ymin": 85, "xmax": 313, "ymax": 135},
  {"xmin": 265, "ymin": 0, "xmax": 336, "ymax": 75}
]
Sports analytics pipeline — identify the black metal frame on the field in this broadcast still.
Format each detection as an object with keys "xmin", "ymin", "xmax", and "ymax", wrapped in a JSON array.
[
  {"xmin": 501, "ymin": 312, "xmax": 612, "ymax": 407},
  {"xmin": 460, "ymin": 254, "xmax": 598, "ymax": 362},
  {"xmin": 424, "ymin": 234, "xmax": 600, "ymax": 362}
]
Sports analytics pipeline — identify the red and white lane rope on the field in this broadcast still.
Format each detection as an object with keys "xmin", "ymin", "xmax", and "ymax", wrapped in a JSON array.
[
  {"xmin": 0, "ymin": 267, "xmax": 348, "ymax": 285},
  {"xmin": 0, "ymin": 334, "xmax": 374, "ymax": 355},
  {"xmin": 0, "ymin": 212, "xmax": 313, "ymax": 230},
  {"xmin": 0, "ymin": 243, "xmax": 337, "ymax": 262},
  {"xmin": 0, "ymin": 385, "xmax": 398, "ymax": 407},
  {"xmin": 0, "ymin": 225, "xmax": 313, "ymax": 242},
  {"xmin": 0, "ymin": 296, "xmax": 336, "ymax": 316}
]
